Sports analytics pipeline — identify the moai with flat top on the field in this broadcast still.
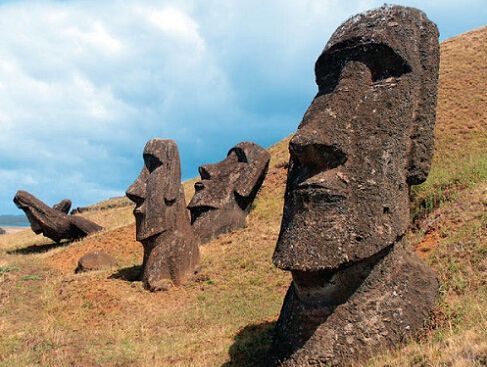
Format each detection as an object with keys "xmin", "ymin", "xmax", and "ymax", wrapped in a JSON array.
[
  {"xmin": 126, "ymin": 139, "xmax": 200, "ymax": 291},
  {"xmin": 271, "ymin": 5, "xmax": 440, "ymax": 366},
  {"xmin": 14, "ymin": 191, "xmax": 102, "ymax": 242},
  {"xmin": 188, "ymin": 142, "xmax": 270, "ymax": 243}
]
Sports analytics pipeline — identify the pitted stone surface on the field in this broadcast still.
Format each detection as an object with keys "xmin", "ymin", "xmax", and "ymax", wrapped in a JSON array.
[
  {"xmin": 13, "ymin": 191, "xmax": 102, "ymax": 243},
  {"xmin": 188, "ymin": 142, "xmax": 270, "ymax": 244},
  {"xmin": 126, "ymin": 139, "xmax": 200, "ymax": 291},
  {"xmin": 271, "ymin": 5, "xmax": 440, "ymax": 366}
]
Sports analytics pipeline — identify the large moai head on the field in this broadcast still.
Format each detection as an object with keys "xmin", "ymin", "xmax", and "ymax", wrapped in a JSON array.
[
  {"xmin": 273, "ymin": 5, "xmax": 439, "ymax": 272},
  {"xmin": 126, "ymin": 139, "xmax": 200, "ymax": 291},
  {"xmin": 270, "ymin": 6, "xmax": 440, "ymax": 365},
  {"xmin": 188, "ymin": 141, "xmax": 270, "ymax": 243},
  {"xmin": 126, "ymin": 139, "xmax": 184, "ymax": 242}
]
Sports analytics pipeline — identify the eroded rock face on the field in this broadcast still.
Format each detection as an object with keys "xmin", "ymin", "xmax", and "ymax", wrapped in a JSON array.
[
  {"xmin": 13, "ymin": 191, "xmax": 103, "ymax": 243},
  {"xmin": 126, "ymin": 139, "xmax": 200, "ymax": 291},
  {"xmin": 188, "ymin": 142, "xmax": 270, "ymax": 243},
  {"xmin": 53, "ymin": 199, "xmax": 72, "ymax": 214},
  {"xmin": 271, "ymin": 5, "xmax": 440, "ymax": 366}
]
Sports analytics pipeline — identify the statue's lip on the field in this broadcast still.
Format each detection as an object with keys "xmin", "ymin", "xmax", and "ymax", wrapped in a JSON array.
[
  {"xmin": 292, "ymin": 183, "xmax": 346, "ymax": 197},
  {"xmin": 188, "ymin": 205, "xmax": 217, "ymax": 224}
]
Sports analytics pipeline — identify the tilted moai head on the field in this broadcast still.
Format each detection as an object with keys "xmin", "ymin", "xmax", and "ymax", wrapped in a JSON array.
[
  {"xmin": 271, "ymin": 6, "xmax": 439, "ymax": 366},
  {"xmin": 188, "ymin": 142, "xmax": 270, "ymax": 243},
  {"xmin": 13, "ymin": 190, "xmax": 102, "ymax": 243},
  {"xmin": 126, "ymin": 139, "xmax": 200, "ymax": 291}
]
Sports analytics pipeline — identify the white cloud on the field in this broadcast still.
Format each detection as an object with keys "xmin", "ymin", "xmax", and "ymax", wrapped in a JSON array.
[{"xmin": 0, "ymin": 0, "xmax": 484, "ymax": 214}]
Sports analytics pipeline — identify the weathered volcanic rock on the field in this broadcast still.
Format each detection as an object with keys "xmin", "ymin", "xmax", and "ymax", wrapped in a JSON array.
[
  {"xmin": 76, "ymin": 251, "xmax": 117, "ymax": 273},
  {"xmin": 271, "ymin": 5, "xmax": 440, "ymax": 366},
  {"xmin": 52, "ymin": 199, "xmax": 72, "ymax": 214},
  {"xmin": 0, "ymin": 228, "xmax": 5, "ymax": 235},
  {"xmin": 13, "ymin": 191, "xmax": 103, "ymax": 243},
  {"xmin": 126, "ymin": 139, "xmax": 200, "ymax": 291},
  {"xmin": 188, "ymin": 142, "xmax": 270, "ymax": 243}
]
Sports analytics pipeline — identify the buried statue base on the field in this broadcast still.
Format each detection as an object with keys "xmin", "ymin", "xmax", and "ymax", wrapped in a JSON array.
[{"xmin": 272, "ymin": 239, "xmax": 438, "ymax": 366}]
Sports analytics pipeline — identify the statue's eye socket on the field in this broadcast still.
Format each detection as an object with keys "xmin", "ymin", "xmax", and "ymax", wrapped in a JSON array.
[
  {"xmin": 228, "ymin": 148, "xmax": 248, "ymax": 163},
  {"xmin": 143, "ymin": 154, "xmax": 163, "ymax": 173},
  {"xmin": 316, "ymin": 41, "xmax": 412, "ymax": 94}
]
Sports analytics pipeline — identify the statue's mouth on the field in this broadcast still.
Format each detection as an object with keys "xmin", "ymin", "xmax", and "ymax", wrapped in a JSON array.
[{"xmin": 291, "ymin": 183, "xmax": 346, "ymax": 203}]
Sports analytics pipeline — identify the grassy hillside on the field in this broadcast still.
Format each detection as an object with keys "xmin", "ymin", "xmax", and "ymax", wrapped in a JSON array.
[{"xmin": 0, "ymin": 27, "xmax": 485, "ymax": 367}]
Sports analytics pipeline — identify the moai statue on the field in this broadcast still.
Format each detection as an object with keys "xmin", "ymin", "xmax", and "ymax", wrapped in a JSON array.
[
  {"xmin": 188, "ymin": 142, "xmax": 270, "ymax": 244},
  {"xmin": 14, "ymin": 191, "xmax": 102, "ymax": 242},
  {"xmin": 271, "ymin": 6, "xmax": 440, "ymax": 366},
  {"xmin": 126, "ymin": 139, "xmax": 200, "ymax": 291}
]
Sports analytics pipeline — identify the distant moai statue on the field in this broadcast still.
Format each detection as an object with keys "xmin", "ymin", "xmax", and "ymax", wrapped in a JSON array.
[
  {"xmin": 271, "ymin": 5, "xmax": 440, "ymax": 366},
  {"xmin": 126, "ymin": 139, "xmax": 200, "ymax": 291},
  {"xmin": 188, "ymin": 142, "xmax": 270, "ymax": 243},
  {"xmin": 14, "ymin": 191, "xmax": 102, "ymax": 242}
]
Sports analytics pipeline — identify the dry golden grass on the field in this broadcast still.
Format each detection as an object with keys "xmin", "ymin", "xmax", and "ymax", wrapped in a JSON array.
[{"xmin": 0, "ymin": 27, "xmax": 486, "ymax": 367}]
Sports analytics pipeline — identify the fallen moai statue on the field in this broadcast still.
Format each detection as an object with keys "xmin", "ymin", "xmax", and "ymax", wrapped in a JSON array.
[
  {"xmin": 14, "ymin": 190, "xmax": 103, "ymax": 243},
  {"xmin": 52, "ymin": 199, "xmax": 72, "ymax": 214},
  {"xmin": 126, "ymin": 139, "xmax": 200, "ymax": 291},
  {"xmin": 271, "ymin": 5, "xmax": 440, "ymax": 366},
  {"xmin": 188, "ymin": 142, "xmax": 270, "ymax": 243}
]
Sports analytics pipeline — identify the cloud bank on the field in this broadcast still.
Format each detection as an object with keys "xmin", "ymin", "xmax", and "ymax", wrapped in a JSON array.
[{"xmin": 0, "ymin": 0, "xmax": 485, "ymax": 214}]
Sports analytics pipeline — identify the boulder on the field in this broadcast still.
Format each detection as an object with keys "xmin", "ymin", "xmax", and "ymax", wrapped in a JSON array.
[{"xmin": 76, "ymin": 252, "xmax": 117, "ymax": 273}]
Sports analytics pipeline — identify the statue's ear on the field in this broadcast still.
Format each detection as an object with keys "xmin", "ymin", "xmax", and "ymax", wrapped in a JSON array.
[
  {"xmin": 406, "ymin": 17, "xmax": 440, "ymax": 186},
  {"xmin": 163, "ymin": 144, "xmax": 182, "ymax": 203},
  {"xmin": 234, "ymin": 145, "xmax": 270, "ymax": 197},
  {"xmin": 164, "ymin": 159, "xmax": 181, "ymax": 202}
]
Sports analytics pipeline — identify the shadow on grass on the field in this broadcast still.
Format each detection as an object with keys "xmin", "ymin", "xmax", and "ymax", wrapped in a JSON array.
[
  {"xmin": 222, "ymin": 321, "xmax": 276, "ymax": 367},
  {"xmin": 7, "ymin": 240, "xmax": 72, "ymax": 255},
  {"xmin": 109, "ymin": 265, "xmax": 142, "ymax": 282}
]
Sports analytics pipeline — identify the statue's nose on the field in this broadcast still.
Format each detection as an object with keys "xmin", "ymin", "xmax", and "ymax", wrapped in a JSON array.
[{"xmin": 126, "ymin": 178, "xmax": 146, "ymax": 205}]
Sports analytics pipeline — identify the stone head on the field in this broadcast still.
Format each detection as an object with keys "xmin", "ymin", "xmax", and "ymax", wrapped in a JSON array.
[
  {"xmin": 126, "ymin": 139, "xmax": 183, "ymax": 241},
  {"xmin": 14, "ymin": 190, "xmax": 65, "ymax": 234},
  {"xmin": 188, "ymin": 141, "xmax": 270, "ymax": 241},
  {"xmin": 273, "ymin": 6, "xmax": 440, "ymax": 271}
]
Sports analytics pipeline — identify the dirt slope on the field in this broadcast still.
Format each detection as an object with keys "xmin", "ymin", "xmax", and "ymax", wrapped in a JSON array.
[{"xmin": 0, "ymin": 27, "xmax": 485, "ymax": 367}]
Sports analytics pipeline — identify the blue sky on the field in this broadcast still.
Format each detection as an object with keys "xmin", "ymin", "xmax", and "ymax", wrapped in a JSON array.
[{"xmin": 0, "ymin": 0, "xmax": 485, "ymax": 214}]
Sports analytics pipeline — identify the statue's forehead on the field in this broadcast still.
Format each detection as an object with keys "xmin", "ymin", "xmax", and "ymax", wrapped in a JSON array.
[{"xmin": 143, "ymin": 139, "xmax": 177, "ymax": 162}]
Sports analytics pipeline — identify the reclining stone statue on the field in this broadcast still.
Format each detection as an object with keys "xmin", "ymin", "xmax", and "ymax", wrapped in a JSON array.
[
  {"xmin": 188, "ymin": 142, "xmax": 270, "ymax": 243},
  {"xmin": 126, "ymin": 139, "xmax": 200, "ymax": 291},
  {"xmin": 271, "ymin": 5, "xmax": 440, "ymax": 366},
  {"xmin": 14, "ymin": 191, "xmax": 102, "ymax": 242}
]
